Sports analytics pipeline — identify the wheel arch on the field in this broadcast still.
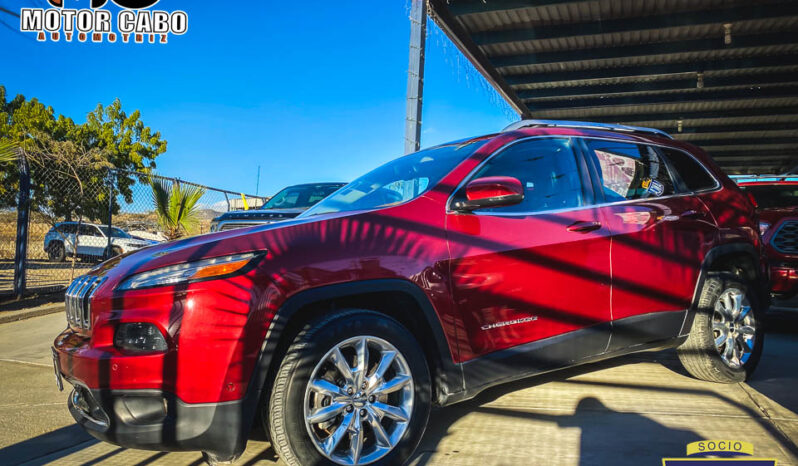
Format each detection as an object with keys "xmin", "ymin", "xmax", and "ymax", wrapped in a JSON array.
[
  {"xmin": 681, "ymin": 242, "xmax": 766, "ymax": 335},
  {"xmin": 235, "ymin": 279, "xmax": 464, "ymax": 454}
]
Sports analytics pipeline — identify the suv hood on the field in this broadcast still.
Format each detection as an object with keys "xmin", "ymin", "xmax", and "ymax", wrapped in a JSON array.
[{"xmin": 90, "ymin": 211, "xmax": 350, "ymax": 283}]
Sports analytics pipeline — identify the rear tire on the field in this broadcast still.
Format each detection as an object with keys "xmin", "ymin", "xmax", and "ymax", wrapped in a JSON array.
[
  {"xmin": 47, "ymin": 242, "xmax": 65, "ymax": 262},
  {"xmin": 677, "ymin": 273, "xmax": 764, "ymax": 383},
  {"xmin": 267, "ymin": 310, "xmax": 431, "ymax": 466}
]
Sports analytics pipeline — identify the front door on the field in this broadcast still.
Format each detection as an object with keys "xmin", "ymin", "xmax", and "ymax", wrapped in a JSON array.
[
  {"xmin": 77, "ymin": 224, "xmax": 106, "ymax": 257},
  {"xmin": 446, "ymin": 137, "xmax": 612, "ymax": 363}
]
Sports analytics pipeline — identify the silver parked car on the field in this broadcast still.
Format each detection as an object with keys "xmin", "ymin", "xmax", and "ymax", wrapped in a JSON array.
[{"xmin": 43, "ymin": 222, "xmax": 158, "ymax": 262}]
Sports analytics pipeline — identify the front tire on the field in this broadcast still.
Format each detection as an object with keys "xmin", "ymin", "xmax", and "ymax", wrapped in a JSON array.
[
  {"xmin": 677, "ymin": 273, "xmax": 764, "ymax": 383},
  {"xmin": 47, "ymin": 241, "xmax": 65, "ymax": 262},
  {"xmin": 267, "ymin": 310, "xmax": 431, "ymax": 466}
]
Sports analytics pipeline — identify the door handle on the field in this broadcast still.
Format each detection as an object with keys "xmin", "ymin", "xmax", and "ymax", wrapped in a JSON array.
[
  {"xmin": 566, "ymin": 221, "xmax": 602, "ymax": 233},
  {"xmin": 681, "ymin": 210, "xmax": 705, "ymax": 219}
]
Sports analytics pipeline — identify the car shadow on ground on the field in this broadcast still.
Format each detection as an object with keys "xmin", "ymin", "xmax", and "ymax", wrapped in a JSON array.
[
  {"xmin": 420, "ymin": 394, "xmax": 704, "ymax": 466},
  {"xmin": 0, "ymin": 424, "xmax": 95, "ymax": 465},
  {"xmin": 413, "ymin": 311, "xmax": 798, "ymax": 465},
  {"xmin": 412, "ymin": 353, "xmax": 697, "ymax": 465}
]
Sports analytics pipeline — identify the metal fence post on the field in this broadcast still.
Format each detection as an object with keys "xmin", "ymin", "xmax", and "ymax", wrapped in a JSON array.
[
  {"xmin": 13, "ymin": 150, "xmax": 31, "ymax": 299},
  {"xmin": 106, "ymin": 169, "xmax": 114, "ymax": 258}
]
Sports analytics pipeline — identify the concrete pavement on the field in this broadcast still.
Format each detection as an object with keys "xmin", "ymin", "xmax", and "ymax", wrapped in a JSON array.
[{"xmin": 0, "ymin": 311, "xmax": 796, "ymax": 465}]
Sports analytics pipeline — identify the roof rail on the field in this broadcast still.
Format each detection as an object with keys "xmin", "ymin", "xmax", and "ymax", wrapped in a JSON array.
[
  {"xmin": 502, "ymin": 119, "xmax": 673, "ymax": 140},
  {"xmin": 730, "ymin": 174, "xmax": 798, "ymax": 182}
]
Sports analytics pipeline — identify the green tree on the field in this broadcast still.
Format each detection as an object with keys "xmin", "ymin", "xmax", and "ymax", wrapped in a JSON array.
[
  {"xmin": 0, "ymin": 140, "xmax": 15, "ymax": 164},
  {"xmin": 0, "ymin": 85, "xmax": 167, "ymax": 222},
  {"xmin": 150, "ymin": 177, "xmax": 205, "ymax": 240}
]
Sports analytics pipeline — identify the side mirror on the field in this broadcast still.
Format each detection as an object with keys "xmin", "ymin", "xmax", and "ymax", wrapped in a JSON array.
[{"xmin": 455, "ymin": 176, "xmax": 524, "ymax": 211}]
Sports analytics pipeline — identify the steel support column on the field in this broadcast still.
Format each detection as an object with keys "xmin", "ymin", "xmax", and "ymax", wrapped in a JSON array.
[{"xmin": 404, "ymin": 0, "xmax": 427, "ymax": 154}]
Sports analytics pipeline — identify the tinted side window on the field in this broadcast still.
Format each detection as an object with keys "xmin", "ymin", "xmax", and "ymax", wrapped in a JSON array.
[
  {"xmin": 584, "ymin": 139, "xmax": 675, "ymax": 201},
  {"xmin": 660, "ymin": 147, "xmax": 717, "ymax": 192},
  {"xmin": 79, "ymin": 225, "xmax": 100, "ymax": 236},
  {"xmin": 460, "ymin": 138, "xmax": 584, "ymax": 213},
  {"xmin": 58, "ymin": 224, "xmax": 76, "ymax": 234},
  {"xmin": 307, "ymin": 186, "xmax": 341, "ymax": 204}
]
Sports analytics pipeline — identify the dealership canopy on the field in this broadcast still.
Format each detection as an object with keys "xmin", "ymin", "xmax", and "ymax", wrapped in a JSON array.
[{"xmin": 426, "ymin": 0, "xmax": 798, "ymax": 175}]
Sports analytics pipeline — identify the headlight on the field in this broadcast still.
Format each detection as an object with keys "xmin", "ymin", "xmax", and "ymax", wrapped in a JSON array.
[
  {"xmin": 759, "ymin": 221, "xmax": 771, "ymax": 236},
  {"xmin": 210, "ymin": 221, "xmax": 219, "ymax": 232},
  {"xmin": 117, "ymin": 252, "xmax": 262, "ymax": 290}
]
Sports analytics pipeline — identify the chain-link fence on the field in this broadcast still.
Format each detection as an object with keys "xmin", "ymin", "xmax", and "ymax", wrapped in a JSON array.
[{"xmin": 1, "ymin": 158, "xmax": 266, "ymax": 298}]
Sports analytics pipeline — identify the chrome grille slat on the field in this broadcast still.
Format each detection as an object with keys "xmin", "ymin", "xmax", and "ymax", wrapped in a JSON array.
[
  {"xmin": 772, "ymin": 221, "xmax": 798, "ymax": 254},
  {"xmin": 65, "ymin": 279, "xmax": 80, "ymax": 326},
  {"xmin": 71, "ymin": 276, "xmax": 88, "ymax": 326},
  {"xmin": 68, "ymin": 276, "xmax": 86, "ymax": 326},
  {"xmin": 85, "ymin": 277, "xmax": 106, "ymax": 329},
  {"xmin": 64, "ymin": 275, "xmax": 106, "ymax": 330}
]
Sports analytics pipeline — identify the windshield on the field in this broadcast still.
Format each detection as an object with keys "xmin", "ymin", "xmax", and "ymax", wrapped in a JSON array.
[
  {"xmin": 302, "ymin": 139, "xmax": 488, "ymax": 217},
  {"xmin": 741, "ymin": 185, "xmax": 798, "ymax": 209},
  {"xmin": 263, "ymin": 184, "xmax": 343, "ymax": 209},
  {"xmin": 98, "ymin": 226, "xmax": 132, "ymax": 238}
]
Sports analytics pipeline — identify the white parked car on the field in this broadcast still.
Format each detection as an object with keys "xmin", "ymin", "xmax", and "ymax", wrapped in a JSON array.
[{"xmin": 43, "ymin": 222, "xmax": 158, "ymax": 262}]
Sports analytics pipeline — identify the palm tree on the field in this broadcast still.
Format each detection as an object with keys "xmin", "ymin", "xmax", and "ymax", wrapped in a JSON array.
[
  {"xmin": 150, "ymin": 177, "xmax": 206, "ymax": 240},
  {"xmin": 0, "ymin": 140, "xmax": 17, "ymax": 164}
]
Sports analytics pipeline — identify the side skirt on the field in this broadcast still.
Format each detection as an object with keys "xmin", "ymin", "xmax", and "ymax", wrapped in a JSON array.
[{"xmin": 441, "ymin": 310, "xmax": 687, "ymax": 406}]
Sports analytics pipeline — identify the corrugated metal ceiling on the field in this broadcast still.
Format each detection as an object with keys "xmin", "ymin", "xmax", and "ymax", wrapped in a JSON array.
[{"xmin": 428, "ymin": 0, "xmax": 798, "ymax": 174}]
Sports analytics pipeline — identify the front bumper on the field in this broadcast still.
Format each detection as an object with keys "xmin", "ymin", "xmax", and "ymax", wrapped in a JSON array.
[{"xmin": 66, "ymin": 381, "xmax": 247, "ymax": 458}]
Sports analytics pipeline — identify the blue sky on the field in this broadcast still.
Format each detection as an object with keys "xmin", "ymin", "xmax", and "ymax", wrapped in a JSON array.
[{"xmin": 1, "ymin": 1, "xmax": 516, "ymax": 196}]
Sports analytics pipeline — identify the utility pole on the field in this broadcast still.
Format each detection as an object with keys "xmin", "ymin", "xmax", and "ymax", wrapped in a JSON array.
[{"xmin": 404, "ymin": 0, "xmax": 427, "ymax": 154}]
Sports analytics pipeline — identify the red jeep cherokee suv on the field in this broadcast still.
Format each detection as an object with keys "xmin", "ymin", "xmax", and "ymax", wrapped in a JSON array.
[
  {"xmin": 53, "ymin": 120, "xmax": 766, "ymax": 465},
  {"xmin": 737, "ymin": 177, "xmax": 798, "ymax": 297}
]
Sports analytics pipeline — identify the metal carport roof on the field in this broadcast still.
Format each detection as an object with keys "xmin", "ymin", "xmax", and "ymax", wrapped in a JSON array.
[{"xmin": 426, "ymin": 0, "xmax": 798, "ymax": 174}]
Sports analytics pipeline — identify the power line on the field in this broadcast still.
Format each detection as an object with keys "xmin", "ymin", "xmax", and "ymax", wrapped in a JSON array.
[
  {"xmin": 0, "ymin": 6, "xmax": 20, "ymax": 18},
  {"xmin": 0, "ymin": 17, "xmax": 25, "ymax": 37}
]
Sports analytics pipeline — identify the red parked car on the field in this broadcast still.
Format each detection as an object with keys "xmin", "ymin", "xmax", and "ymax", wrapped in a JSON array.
[
  {"xmin": 53, "ymin": 120, "xmax": 766, "ymax": 465},
  {"xmin": 737, "ymin": 176, "xmax": 798, "ymax": 297}
]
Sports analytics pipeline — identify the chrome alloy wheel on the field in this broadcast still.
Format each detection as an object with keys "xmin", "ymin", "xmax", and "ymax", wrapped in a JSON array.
[
  {"xmin": 303, "ymin": 336, "xmax": 414, "ymax": 465},
  {"xmin": 713, "ymin": 288, "xmax": 756, "ymax": 369}
]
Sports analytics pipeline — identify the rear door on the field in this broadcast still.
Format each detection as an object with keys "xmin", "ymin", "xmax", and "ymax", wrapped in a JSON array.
[
  {"xmin": 580, "ymin": 138, "xmax": 717, "ymax": 350},
  {"xmin": 446, "ymin": 137, "xmax": 612, "ymax": 362},
  {"xmin": 77, "ymin": 225, "xmax": 106, "ymax": 257}
]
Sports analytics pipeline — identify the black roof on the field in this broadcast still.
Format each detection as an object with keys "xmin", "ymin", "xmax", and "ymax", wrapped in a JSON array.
[{"xmin": 427, "ymin": 0, "xmax": 798, "ymax": 174}]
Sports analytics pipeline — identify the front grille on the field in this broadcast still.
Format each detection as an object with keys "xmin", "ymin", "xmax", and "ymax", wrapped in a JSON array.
[
  {"xmin": 772, "ymin": 221, "xmax": 798, "ymax": 254},
  {"xmin": 65, "ymin": 275, "xmax": 107, "ymax": 329},
  {"xmin": 220, "ymin": 222, "xmax": 265, "ymax": 231}
]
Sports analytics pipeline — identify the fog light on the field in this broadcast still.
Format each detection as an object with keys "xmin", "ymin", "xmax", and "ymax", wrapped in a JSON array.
[{"xmin": 114, "ymin": 323, "xmax": 168, "ymax": 353}]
